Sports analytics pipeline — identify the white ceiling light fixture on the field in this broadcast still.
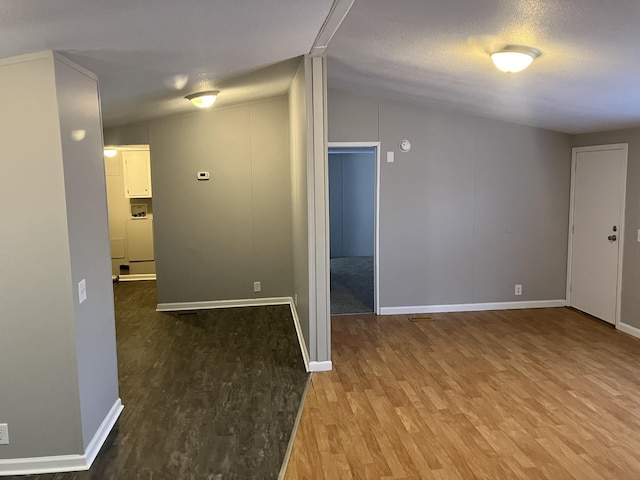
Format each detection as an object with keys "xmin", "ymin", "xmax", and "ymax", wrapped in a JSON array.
[
  {"xmin": 490, "ymin": 45, "xmax": 541, "ymax": 73},
  {"xmin": 185, "ymin": 91, "xmax": 220, "ymax": 109},
  {"xmin": 104, "ymin": 148, "xmax": 118, "ymax": 157}
]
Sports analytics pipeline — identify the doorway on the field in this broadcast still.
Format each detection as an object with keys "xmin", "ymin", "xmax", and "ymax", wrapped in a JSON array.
[
  {"xmin": 328, "ymin": 143, "xmax": 380, "ymax": 315},
  {"xmin": 104, "ymin": 145, "xmax": 156, "ymax": 282},
  {"xmin": 567, "ymin": 144, "xmax": 627, "ymax": 325}
]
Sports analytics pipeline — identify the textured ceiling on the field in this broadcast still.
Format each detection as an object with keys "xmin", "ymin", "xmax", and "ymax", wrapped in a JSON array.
[
  {"xmin": 0, "ymin": 0, "xmax": 333, "ymax": 127},
  {"xmin": 327, "ymin": 0, "xmax": 640, "ymax": 134},
  {"xmin": 3, "ymin": 1, "xmax": 640, "ymax": 133}
]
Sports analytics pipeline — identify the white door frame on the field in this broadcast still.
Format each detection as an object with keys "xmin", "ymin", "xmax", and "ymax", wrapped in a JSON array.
[
  {"xmin": 566, "ymin": 143, "xmax": 628, "ymax": 326},
  {"xmin": 328, "ymin": 141, "xmax": 381, "ymax": 315}
]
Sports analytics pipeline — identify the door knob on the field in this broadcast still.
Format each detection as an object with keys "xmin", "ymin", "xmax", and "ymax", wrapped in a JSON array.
[{"xmin": 608, "ymin": 235, "xmax": 617, "ymax": 241}]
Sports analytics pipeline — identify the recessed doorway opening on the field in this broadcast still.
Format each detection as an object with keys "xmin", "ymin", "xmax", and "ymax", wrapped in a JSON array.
[{"xmin": 328, "ymin": 143, "xmax": 380, "ymax": 315}]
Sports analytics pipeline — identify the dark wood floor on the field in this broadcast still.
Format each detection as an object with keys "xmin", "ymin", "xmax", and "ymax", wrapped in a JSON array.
[
  {"xmin": 13, "ymin": 281, "xmax": 308, "ymax": 480},
  {"xmin": 286, "ymin": 307, "xmax": 640, "ymax": 479}
]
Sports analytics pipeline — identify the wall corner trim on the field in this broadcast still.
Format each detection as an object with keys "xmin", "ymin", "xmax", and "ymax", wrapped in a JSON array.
[
  {"xmin": 0, "ymin": 398, "xmax": 123, "ymax": 476},
  {"xmin": 379, "ymin": 300, "xmax": 567, "ymax": 315},
  {"xmin": 309, "ymin": 361, "xmax": 332, "ymax": 372},
  {"xmin": 616, "ymin": 322, "xmax": 640, "ymax": 340}
]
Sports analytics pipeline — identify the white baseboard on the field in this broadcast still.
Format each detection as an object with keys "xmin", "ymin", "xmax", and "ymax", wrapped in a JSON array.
[
  {"xmin": 156, "ymin": 297, "xmax": 292, "ymax": 312},
  {"xmin": 617, "ymin": 322, "xmax": 640, "ymax": 340},
  {"xmin": 0, "ymin": 398, "xmax": 123, "ymax": 476},
  {"xmin": 0, "ymin": 454, "xmax": 87, "ymax": 477},
  {"xmin": 288, "ymin": 301, "xmax": 310, "ymax": 372},
  {"xmin": 117, "ymin": 274, "xmax": 156, "ymax": 282},
  {"xmin": 309, "ymin": 361, "xmax": 332, "ymax": 372},
  {"xmin": 380, "ymin": 299, "xmax": 566, "ymax": 315},
  {"xmin": 84, "ymin": 398, "xmax": 124, "ymax": 467}
]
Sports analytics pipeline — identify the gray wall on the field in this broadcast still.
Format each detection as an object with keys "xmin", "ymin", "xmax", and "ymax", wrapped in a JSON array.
[
  {"xmin": 106, "ymin": 60, "xmax": 316, "ymax": 358},
  {"xmin": 328, "ymin": 90, "xmax": 572, "ymax": 308},
  {"xmin": 149, "ymin": 97, "xmax": 292, "ymax": 304},
  {"xmin": 329, "ymin": 151, "xmax": 376, "ymax": 258},
  {"xmin": 104, "ymin": 122, "xmax": 150, "ymax": 146},
  {"xmin": 0, "ymin": 53, "xmax": 83, "ymax": 460},
  {"xmin": 573, "ymin": 129, "xmax": 640, "ymax": 329},
  {"xmin": 55, "ymin": 59, "xmax": 120, "ymax": 449},
  {"xmin": 0, "ymin": 52, "xmax": 119, "ymax": 460},
  {"xmin": 289, "ymin": 58, "xmax": 311, "ymax": 355}
]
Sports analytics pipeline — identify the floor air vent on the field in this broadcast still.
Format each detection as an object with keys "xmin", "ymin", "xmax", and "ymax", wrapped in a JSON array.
[{"xmin": 409, "ymin": 315, "xmax": 434, "ymax": 322}]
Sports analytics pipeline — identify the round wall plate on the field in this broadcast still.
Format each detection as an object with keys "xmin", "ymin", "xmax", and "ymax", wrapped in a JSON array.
[{"xmin": 399, "ymin": 139, "xmax": 411, "ymax": 152}]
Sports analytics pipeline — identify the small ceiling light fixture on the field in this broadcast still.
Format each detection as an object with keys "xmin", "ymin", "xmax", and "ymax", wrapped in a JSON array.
[
  {"xmin": 185, "ymin": 90, "xmax": 220, "ymax": 109},
  {"xmin": 490, "ymin": 45, "xmax": 541, "ymax": 73},
  {"xmin": 103, "ymin": 148, "xmax": 118, "ymax": 158}
]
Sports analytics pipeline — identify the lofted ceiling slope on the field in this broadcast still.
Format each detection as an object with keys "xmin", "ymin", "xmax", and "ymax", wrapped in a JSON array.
[
  {"xmin": 3, "ymin": 1, "xmax": 640, "ymax": 134},
  {"xmin": 0, "ymin": 0, "xmax": 333, "ymax": 127},
  {"xmin": 326, "ymin": 0, "xmax": 640, "ymax": 134}
]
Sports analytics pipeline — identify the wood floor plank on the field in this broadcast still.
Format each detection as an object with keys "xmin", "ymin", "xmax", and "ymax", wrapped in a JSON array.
[{"xmin": 285, "ymin": 307, "xmax": 640, "ymax": 479}]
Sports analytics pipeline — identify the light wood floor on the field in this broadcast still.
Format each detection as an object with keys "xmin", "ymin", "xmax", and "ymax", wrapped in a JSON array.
[{"xmin": 285, "ymin": 308, "xmax": 640, "ymax": 479}]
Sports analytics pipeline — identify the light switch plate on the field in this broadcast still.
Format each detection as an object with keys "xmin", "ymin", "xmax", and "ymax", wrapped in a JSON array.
[
  {"xmin": 387, "ymin": 151, "xmax": 394, "ymax": 163},
  {"xmin": 78, "ymin": 279, "xmax": 87, "ymax": 304}
]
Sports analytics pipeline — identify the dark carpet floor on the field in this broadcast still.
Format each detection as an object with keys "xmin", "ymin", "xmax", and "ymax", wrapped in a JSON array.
[
  {"xmin": 12, "ymin": 281, "xmax": 309, "ymax": 480},
  {"xmin": 330, "ymin": 256, "xmax": 374, "ymax": 314}
]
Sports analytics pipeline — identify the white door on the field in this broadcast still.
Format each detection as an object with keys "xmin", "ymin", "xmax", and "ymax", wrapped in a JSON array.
[{"xmin": 568, "ymin": 145, "xmax": 627, "ymax": 324}]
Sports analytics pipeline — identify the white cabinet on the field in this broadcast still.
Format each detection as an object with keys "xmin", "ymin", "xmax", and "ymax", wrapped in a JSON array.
[{"xmin": 123, "ymin": 150, "xmax": 152, "ymax": 197}]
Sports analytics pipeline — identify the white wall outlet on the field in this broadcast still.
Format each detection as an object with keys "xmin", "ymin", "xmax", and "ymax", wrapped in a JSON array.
[
  {"xmin": 253, "ymin": 281, "xmax": 261, "ymax": 293},
  {"xmin": 78, "ymin": 279, "xmax": 87, "ymax": 304},
  {"xmin": 515, "ymin": 284, "xmax": 522, "ymax": 296},
  {"xmin": 386, "ymin": 151, "xmax": 394, "ymax": 163},
  {"xmin": 0, "ymin": 423, "xmax": 9, "ymax": 444}
]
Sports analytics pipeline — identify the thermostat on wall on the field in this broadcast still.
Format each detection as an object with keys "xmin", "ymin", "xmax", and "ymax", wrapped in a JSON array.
[{"xmin": 197, "ymin": 171, "xmax": 210, "ymax": 180}]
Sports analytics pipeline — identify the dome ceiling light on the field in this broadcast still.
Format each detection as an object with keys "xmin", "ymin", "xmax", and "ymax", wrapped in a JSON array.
[
  {"xmin": 490, "ymin": 45, "xmax": 541, "ymax": 73},
  {"xmin": 185, "ymin": 91, "xmax": 220, "ymax": 109}
]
